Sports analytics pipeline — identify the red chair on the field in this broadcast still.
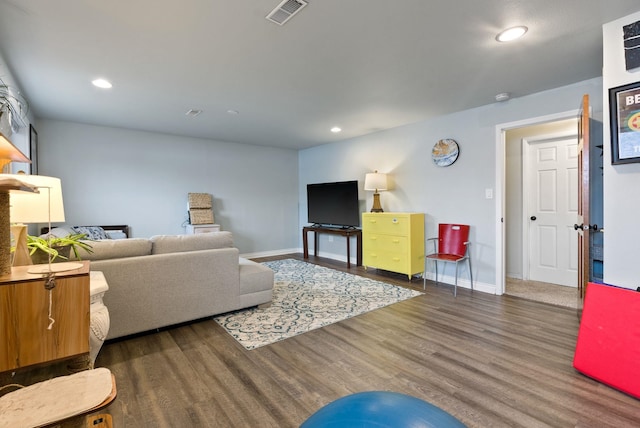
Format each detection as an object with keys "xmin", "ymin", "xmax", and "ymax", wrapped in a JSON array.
[{"xmin": 424, "ymin": 224, "xmax": 472, "ymax": 296}]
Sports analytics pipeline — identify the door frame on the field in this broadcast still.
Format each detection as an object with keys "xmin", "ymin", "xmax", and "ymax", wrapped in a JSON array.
[
  {"xmin": 521, "ymin": 131, "xmax": 578, "ymax": 283},
  {"xmin": 495, "ymin": 110, "xmax": 580, "ymax": 295}
]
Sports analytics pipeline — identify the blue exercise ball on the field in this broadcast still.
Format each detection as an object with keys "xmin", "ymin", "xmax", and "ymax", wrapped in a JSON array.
[{"xmin": 301, "ymin": 391, "xmax": 467, "ymax": 428}]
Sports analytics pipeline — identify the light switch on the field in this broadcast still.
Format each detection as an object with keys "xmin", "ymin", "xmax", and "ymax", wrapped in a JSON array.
[{"xmin": 485, "ymin": 188, "xmax": 493, "ymax": 199}]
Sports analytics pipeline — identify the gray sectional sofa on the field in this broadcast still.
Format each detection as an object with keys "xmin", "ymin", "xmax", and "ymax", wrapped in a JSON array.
[{"xmin": 70, "ymin": 231, "xmax": 273, "ymax": 340}]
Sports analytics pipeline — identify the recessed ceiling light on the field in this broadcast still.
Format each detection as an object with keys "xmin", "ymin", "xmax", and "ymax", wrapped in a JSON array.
[
  {"xmin": 185, "ymin": 109, "xmax": 203, "ymax": 117},
  {"xmin": 91, "ymin": 78, "xmax": 112, "ymax": 89},
  {"xmin": 227, "ymin": 109, "xmax": 239, "ymax": 115},
  {"xmin": 495, "ymin": 92, "xmax": 510, "ymax": 102},
  {"xmin": 331, "ymin": 127, "xmax": 342, "ymax": 133},
  {"xmin": 495, "ymin": 26, "xmax": 528, "ymax": 42}
]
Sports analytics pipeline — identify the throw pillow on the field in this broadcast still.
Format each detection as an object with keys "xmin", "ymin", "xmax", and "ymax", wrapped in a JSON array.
[
  {"xmin": 70, "ymin": 226, "xmax": 109, "ymax": 240},
  {"xmin": 104, "ymin": 230, "xmax": 128, "ymax": 240}
]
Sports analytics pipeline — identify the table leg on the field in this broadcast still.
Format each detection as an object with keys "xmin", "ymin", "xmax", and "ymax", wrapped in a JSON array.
[
  {"xmin": 303, "ymin": 229, "xmax": 309, "ymax": 259},
  {"xmin": 346, "ymin": 235, "xmax": 351, "ymax": 268},
  {"xmin": 356, "ymin": 232, "xmax": 362, "ymax": 266},
  {"xmin": 313, "ymin": 231, "xmax": 318, "ymax": 256}
]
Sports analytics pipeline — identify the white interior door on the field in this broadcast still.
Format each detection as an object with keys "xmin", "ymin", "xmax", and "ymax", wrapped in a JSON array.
[{"xmin": 525, "ymin": 134, "xmax": 578, "ymax": 287}]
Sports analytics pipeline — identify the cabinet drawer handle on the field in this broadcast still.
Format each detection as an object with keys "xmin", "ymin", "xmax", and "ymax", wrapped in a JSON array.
[{"xmin": 392, "ymin": 239, "xmax": 400, "ymax": 243}]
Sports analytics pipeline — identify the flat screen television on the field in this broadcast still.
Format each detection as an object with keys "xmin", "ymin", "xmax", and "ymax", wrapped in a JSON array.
[{"xmin": 307, "ymin": 180, "xmax": 360, "ymax": 228}]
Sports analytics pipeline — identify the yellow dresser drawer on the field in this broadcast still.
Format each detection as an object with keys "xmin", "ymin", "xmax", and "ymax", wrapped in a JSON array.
[
  {"xmin": 362, "ymin": 214, "xmax": 410, "ymax": 236},
  {"xmin": 363, "ymin": 233, "xmax": 408, "ymax": 254},
  {"xmin": 363, "ymin": 251, "xmax": 408, "ymax": 273}
]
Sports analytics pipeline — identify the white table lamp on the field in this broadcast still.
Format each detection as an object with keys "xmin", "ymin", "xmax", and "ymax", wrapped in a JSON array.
[
  {"xmin": 9, "ymin": 175, "xmax": 65, "ymax": 265},
  {"xmin": 9, "ymin": 174, "xmax": 81, "ymax": 273}
]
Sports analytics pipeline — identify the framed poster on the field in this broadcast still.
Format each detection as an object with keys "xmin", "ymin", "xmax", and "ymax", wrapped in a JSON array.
[
  {"xmin": 29, "ymin": 124, "xmax": 38, "ymax": 174},
  {"xmin": 609, "ymin": 81, "xmax": 640, "ymax": 164}
]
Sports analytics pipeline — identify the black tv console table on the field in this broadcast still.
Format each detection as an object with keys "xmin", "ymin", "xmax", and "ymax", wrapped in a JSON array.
[{"xmin": 303, "ymin": 226, "xmax": 362, "ymax": 268}]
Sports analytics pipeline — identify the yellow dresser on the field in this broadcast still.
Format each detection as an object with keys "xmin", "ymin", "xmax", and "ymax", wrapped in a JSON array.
[{"xmin": 362, "ymin": 212, "xmax": 425, "ymax": 279}]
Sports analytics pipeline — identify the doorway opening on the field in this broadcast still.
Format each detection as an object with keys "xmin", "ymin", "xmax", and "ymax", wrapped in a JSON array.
[
  {"xmin": 505, "ymin": 119, "xmax": 579, "ymax": 307},
  {"xmin": 495, "ymin": 108, "xmax": 603, "ymax": 306}
]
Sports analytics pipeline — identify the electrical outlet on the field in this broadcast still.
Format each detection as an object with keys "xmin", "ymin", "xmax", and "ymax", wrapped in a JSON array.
[{"xmin": 328, "ymin": 236, "xmax": 334, "ymax": 242}]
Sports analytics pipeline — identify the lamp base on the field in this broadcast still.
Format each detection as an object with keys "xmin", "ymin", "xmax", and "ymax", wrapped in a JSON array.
[
  {"xmin": 11, "ymin": 224, "xmax": 32, "ymax": 266},
  {"xmin": 28, "ymin": 262, "xmax": 84, "ymax": 274},
  {"xmin": 370, "ymin": 192, "xmax": 384, "ymax": 213}
]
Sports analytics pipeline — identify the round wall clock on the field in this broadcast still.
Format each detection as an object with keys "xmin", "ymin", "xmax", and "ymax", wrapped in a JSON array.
[{"xmin": 432, "ymin": 139, "xmax": 459, "ymax": 167}]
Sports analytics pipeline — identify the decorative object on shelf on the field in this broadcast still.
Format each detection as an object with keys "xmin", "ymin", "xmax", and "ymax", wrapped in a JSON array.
[
  {"xmin": 431, "ymin": 138, "xmax": 459, "ymax": 167},
  {"xmin": 0, "ymin": 77, "xmax": 29, "ymax": 134},
  {"xmin": 623, "ymin": 20, "xmax": 640, "ymax": 71},
  {"xmin": 29, "ymin": 124, "xmax": 38, "ymax": 174},
  {"xmin": 608, "ymin": 81, "xmax": 640, "ymax": 164},
  {"xmin": 187, "ymin": 192, "xmax": 214, "ymax": 224},
  {"xmin": 364, "ymin": 171, "xmax": 388, "ymax": 212}
]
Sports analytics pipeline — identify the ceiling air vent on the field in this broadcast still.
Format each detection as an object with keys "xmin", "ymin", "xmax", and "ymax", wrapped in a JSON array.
[{"xmin": 266, "ymin": 0, "xmax": 308, "ymax": 26}]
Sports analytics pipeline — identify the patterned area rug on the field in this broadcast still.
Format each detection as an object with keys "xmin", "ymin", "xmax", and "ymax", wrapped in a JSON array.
[{"xmin": 215, "ymin": 259, "xmax": 422, "ymax": 350}]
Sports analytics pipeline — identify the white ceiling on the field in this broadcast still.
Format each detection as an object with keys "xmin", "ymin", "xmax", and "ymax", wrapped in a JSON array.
[{"xmin": 0, "ymin": 0, "xmax": 638, "ymax": 150}]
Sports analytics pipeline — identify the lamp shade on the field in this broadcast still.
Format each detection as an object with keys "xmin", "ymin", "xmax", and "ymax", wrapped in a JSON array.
[
  {"xmin": 364, "ymin": 172, "xmax": 388, "ymax": 192},
  {"xmin": 9, "ymin": 175, "xmax": 65, "ymax": 224}
]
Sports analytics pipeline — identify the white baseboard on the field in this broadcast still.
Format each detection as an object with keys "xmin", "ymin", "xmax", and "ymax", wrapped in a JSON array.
[
  {"xmin": 240, "ymin": 248, "xmax": 299, "ymax": 259},
  {"xmin": 421, "ymin": 271, "xmax": 496, "ymax": 294}
]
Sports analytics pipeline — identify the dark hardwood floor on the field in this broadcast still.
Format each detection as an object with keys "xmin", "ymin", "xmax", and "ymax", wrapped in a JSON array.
[{"xmin": 67, "ymin": 255, "xmax": 640, "ymax": 426}]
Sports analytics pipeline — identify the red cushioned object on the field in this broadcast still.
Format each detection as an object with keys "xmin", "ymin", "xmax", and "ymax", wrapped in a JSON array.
[{"xmin": 573, "ymin": 282, "xmax": 640, "ymax": 399}]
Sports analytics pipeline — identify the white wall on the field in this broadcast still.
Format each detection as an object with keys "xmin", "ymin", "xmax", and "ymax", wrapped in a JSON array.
[
  {"xmin": 299, "ymin": 78, "xmax": 604, "ymax": 292},
  {"xmin": 37, "ymin": 120, "xmax": 299, "ymax": 254},
  {"xmin": 602, "ymin": 10, "xmax": 640, "ymax": 289}
]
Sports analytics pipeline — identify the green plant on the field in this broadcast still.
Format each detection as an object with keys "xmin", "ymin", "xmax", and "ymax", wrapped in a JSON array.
[{"xmin": 27, "ymin": 233, "xmax": 93, "ymax": 262}]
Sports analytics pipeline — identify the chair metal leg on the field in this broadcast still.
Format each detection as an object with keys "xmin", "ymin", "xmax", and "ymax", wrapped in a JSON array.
[
  {"xmin": 454, "ymin": 262, "xmax": 458, "ymax": 297},
  {"xmin": 468, "ymin": 257, "xmax": 473, "ymax": 291},
  {"xmin": 423, "ymin": 258, "xmax": 427, "ymax": 290}
]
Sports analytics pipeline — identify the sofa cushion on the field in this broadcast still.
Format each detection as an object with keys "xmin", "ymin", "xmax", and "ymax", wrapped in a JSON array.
[
  {"xmin": 71, "ymin": 238, "xmax": 152, "ymax": 261},
  {"xmin": 150, "ymin": 231, "xmax": 233, "ymax": 255},
  {"xmin": 239, "ymin": 258, "xmax": 274, "ymax": 295}
]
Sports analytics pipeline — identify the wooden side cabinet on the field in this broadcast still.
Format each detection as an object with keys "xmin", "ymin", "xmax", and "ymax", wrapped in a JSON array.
[
  {"xmin": 0, "ymin": 262, "xmax": 90, "ymax": 373},
  {"xmin": 362, "ymin": 212, "xmax": 425, "ymax": 279}
]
